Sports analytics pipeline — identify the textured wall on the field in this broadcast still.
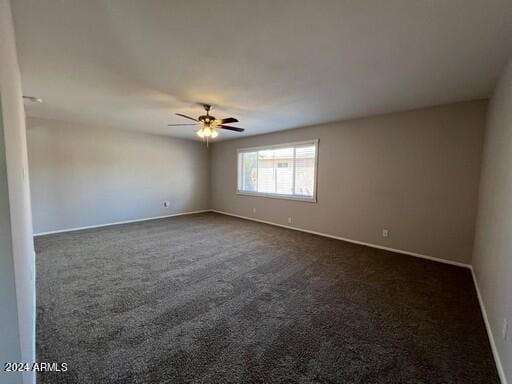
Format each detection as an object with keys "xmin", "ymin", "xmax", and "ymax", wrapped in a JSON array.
[
  {"xmin": 27, "ymin": 117, "xmax": 209, "ymax": 234},
  {"xmin": 472, "ymin": 58, "xmax": 512, "ymax": 383},
  {"xmin": 211, "ymin": 101, "xmax": 486, "ymax": 265}
]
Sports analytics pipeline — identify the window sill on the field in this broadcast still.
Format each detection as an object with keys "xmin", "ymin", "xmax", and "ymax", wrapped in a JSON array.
[{"xmin": 236, "ymin": 191, "xmax": 317, "ymax": 203}]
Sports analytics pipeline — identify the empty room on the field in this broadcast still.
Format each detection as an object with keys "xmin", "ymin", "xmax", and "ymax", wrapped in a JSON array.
[{"xmin": 1, "ymin": 0, "xmax": 512, "ymax": 383}]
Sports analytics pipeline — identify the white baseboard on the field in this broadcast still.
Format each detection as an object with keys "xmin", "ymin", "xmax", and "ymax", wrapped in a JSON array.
[
  {"xmin": 33, "ymin": 209, "xmax": 211, "ymax": 236},
  {"xmin": 213, "ymin": 209, "xmax": 507, "ymax": 381},
  {"xmin": 33, "ymin": 207, "xmax": 504, "ymax": 381},
  {"xmin": 211, "ymin": 209, "xmax": 471, "ymax": 269},
  {"xmin": 36, "ymin": 208, "xmax": 472, "ymax": 269},
  {"xmin": 471, "ymin": 267, "xmax": 508, "ymax": 384}
]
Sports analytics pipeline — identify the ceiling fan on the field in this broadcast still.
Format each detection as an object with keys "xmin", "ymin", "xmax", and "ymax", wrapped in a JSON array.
[{"xmin": 168, "ymin": 104, "xmax": 244, "ymax": 140}]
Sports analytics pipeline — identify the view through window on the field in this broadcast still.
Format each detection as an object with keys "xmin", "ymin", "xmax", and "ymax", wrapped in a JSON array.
[{"xmin": 237, "ymin": 140, "xmax": 318, "ymax": 200}]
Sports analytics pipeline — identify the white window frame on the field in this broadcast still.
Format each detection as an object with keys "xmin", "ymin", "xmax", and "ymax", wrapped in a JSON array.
[{"xmin": 236, "ymin": 139, "xmax": 319, "ymax": 202}]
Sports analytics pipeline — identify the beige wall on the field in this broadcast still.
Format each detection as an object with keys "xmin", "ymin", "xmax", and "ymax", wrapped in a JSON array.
[
  {"xmin": 0, "ymin": 0, "xmax": 35, "ymax": 383},
  {"xmin": 211, "ymin": 101, "xmax": 486, "ymax": 265},
  {"xmin": 27, "ymin": 117, "xmax": 209, "ymax": 234},
  {"xmin": 473, "ymin": 58, "xmax": 512, "ymax": 383}
]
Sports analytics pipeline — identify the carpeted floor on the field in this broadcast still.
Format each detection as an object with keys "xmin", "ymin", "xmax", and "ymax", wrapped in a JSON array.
[{"xmin": 35, "ymin": 212, "xmax": 499, "ymax": 383}]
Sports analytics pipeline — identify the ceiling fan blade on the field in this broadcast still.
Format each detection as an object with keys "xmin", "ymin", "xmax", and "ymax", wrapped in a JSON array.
[
  {"xmin": 218, "ymin": 117, "xmax": 239, "ymax": 124},
  {"xmin": 218, "ymin": 125, "xmax": 244, "ymax": 132},
  {"xmin": 176, "ymin": 113, "xmax": 198, "ymax": 122},
  {"xmin": 167, "ymin": 123, "xmax": 197, "ymax": 126}
]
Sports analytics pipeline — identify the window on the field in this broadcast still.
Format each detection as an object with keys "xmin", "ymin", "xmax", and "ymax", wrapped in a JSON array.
[{"xmin": 237, "ymin": 140, "xmax": 318, "ymax": 201}]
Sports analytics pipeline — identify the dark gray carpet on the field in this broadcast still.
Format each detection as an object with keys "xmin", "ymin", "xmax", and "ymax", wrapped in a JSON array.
[{"xmin": 35, "ymin": 212, "xmax": 499, "ymax": 383}]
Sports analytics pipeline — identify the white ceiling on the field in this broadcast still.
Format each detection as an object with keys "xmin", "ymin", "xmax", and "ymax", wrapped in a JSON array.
[{"xmin": 12, "ymin": 0, "xmax": 512, "ymax": 141}]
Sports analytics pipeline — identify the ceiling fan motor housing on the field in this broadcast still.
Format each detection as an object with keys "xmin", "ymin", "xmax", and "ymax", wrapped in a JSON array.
[
  {"xmin": 198, "ymin": 114, "xmax": 216, "ymax": 125},
  {"xmin": 199, "ymin": 104, "xmax": 215, "ymax": 125}
]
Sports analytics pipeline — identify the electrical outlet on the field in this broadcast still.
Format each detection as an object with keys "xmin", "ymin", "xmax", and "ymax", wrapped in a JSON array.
[
  {"xmin": 382, "ymin": 229, "xmax": 389, "ymax": 238},
  {"xmin": 163, "ymin": 201, "xmax": 170, "ymax": 208},
  {"xmin": 288, "ymin": 217, "xmax": 292, "ymax": 224},
  {"xmin": 252, "ymin": 207, "xmax": 257, "ymax": 214},
  {"xmin": 502, "ymin": 318, "xmax": 508, "ymax": 340}
]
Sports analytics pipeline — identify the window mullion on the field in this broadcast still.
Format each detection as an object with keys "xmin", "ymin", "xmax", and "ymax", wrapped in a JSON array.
[
  {"xmin": 243, "ymin": 153, "xmax": 246, "ymax": 191},
  {"xmin": 273, "ymin": 151, "xmax": 277, "ymax": 193},
  {"xmin": 239, "ymin": 153, "xmax": 242, "ymax": 191},
  {"xmin": 292, "ymin": 146, "xmax": 296, "ymax": 196},
  {"xmin": 256, "ymin": 151, "xmax": 259, "ymax": 193}
]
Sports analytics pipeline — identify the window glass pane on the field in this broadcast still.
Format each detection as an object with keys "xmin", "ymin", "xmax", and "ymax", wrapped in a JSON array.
[
  {"xmin": 238, "ymin": 141, "xmax": 317, "ymax": 200},
  {"xmin": 294, "ymin": 145, "xmax": 315, "ymax": 196},
  {"xmin": 274, "ymin": 147, "xmax": 294, "ymax": 194},
  {"xmin": 240, "ymin": 152, "xmax": 257, "ymax": 192},
  {"xmin": 257, "ymin": 149, "xmax": 275, "ymax": 193}
]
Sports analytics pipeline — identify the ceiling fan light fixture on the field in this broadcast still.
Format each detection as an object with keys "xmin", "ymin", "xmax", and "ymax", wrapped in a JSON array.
[
  {"xmin": 203, "ymin": 126, "xmax": 212, "ymax": 137},
  {"xmin": 196, "ymin": 125, "xmax": 217, "ymax": 139},
  {"xmin": 173, "ymin": 104, "xmax": 244, "ymax": 141}
]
